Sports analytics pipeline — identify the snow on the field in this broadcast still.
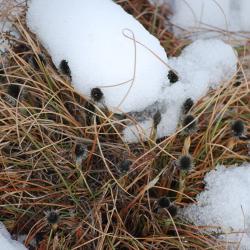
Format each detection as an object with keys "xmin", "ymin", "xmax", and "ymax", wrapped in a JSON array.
[
  {"xmin": 182, "ymin": 163, "xmax": 250, "ymax": 250},
  {"xmin": 123, "ymin": 39, "xmax": 237, "ymax": 142},
  {"xmin": 150, "ymin": 0, "xmax": 250, "ymax": 39},
  {"xmin": 0, "ymin": 222, "xmax": 27, "ymax": 250},
  {"xmin": 27, "ymin": 0, "xmax": 169, "ymax": 113}
]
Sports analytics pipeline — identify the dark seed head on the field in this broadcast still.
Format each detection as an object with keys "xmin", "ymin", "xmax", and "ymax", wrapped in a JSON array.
[
  {"xmin": 29, "ymin": 54, "xmax": 46, "ymax": 70},
  {"xmin": 182, "ymin": 98, "xmax": 194, "ymax": 114},
  {"xmin": 59, "ymin": 59, "xmax": 71, "ymax": 79},
  {"xmin": 8, "ymin": 84, "xmax": 21, "ymax": 99},
  {"xmin": 231, "ymin": 120, "xmax": 245, "ymax": 137},
  {"xmin": 75, "ymin": 144, "xmax": 88, "ymax": 159},
  {"xmin": 234, "ymin": 72, "xmax": 242, "ymax": 87},
  {"xmin": 45, "ymin": 210, "xmax": 59, "ymax": 225},
  {"xmin": 91, "ymin": 87, "xmax": 103, "ymax": 102},
  {"xmin": 177, "ymin": 155, "xmax": 193, "ymax": 171},
  {"xmin": 168, "ymin": 70, "xmax": 179, "ymax": 84},
  {"xmin": 167, "ymin": 205, "xmax": 178, "ymax": 217},
  {"xmin": 0, "ymin": 67, "xmax": 5, "ymax": 82},
  {"xmin": 119, "ymin": 159, "xmax": 132, "ymax": 173},
  {"xmin": 182, "ymin": 114, "xmax": 197, "ymax": 133},
  {"xmin": 14, "ymin": 44, "xmax": 30, "ymax": 54},
  {"xmin": 153, "ymin": 110, "xmax": 162, "ymax": 128},
  {"xmin": 158, "ymin": 196, "xmax": 171, "ymax": 208}
]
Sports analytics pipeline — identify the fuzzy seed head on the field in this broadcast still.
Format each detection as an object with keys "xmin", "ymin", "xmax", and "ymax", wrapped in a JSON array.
[
  {"xmin": 45, "ymin": 210, "xmax": 59, "ymax": 225},
  {"xmin": 153, "ymin": 110, "xmax": 161, "ymax": 128},
  {"xmin": 182, "ymin": 98, "xmax": 194, "ymax": 114},
  {"xmin": 59, "ymin": 59, "xmax": 71, "ymax": 78},
  {"xmin": 158, "ymin": 196, "xmax": 171, "ymax": 208},
  {"xmin": 0, "ymin": 67, "xmax": 5, "ymax": 82},
  {"xmin": 177, "ymin": 155, "xmax": 193, "ymax": 171},
  {"xmin": 75, "ymin": 144, "xmax": 88, "ymax": 160},
  {"xmin": 91, "ymin": 88, "xmax": 103, "ymax": 102},
  {"xmin": 168, "ymin": 70, "xmax": 179, "ymax": 84},
  {"xmin": 8, "ymin": 84, "xmax": 21, "ymax": 99},
  {"xmin": 167, "ymin": 205, "xmax": 178, "ymax": 217},
  {"xmin": 232, "ymin": 120, "xmax": 245, "ymax": 137},
  {"xmin": 15, "ymin": 44, "xmax": 30, "ymax": 54},
  {"xmin": 119, "ymin": 159, "xmax": 132, "ymax": 173},
  {"xmin": 182, "ymin": 114, "xmax": 197, "ymax": 133}
]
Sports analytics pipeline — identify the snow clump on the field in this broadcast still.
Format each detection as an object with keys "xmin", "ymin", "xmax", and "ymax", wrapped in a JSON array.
[
  {"xmin": 182, "ymin": 163, "xmax": 250, "ymax": 250},
  {"xmin": 26, "ymin": 0, "xmax": 238, "ymax": 142},
  {"xmin": 26, "ymin": 0, "xmax": 170, "ymax": 113},
  {"xmin": 0, "ymin": 222, "xmax": 27, "ymax": 250}
]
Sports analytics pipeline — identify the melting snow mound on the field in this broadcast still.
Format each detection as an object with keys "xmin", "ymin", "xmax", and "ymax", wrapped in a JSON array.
[
  {"xmin": 26, "ymin": 0, "xmax": 237, "ymax": 143},
  {"xmin": 182, "ymin": 163, "xmax": 250, "ymax": 250},
  {"xmin": 27, "ymin": 0, "xmax": 169, "ymax": 113},
  {"xmin": 123, "ymin": 39, "xmax": 237, "ymax": 142}
]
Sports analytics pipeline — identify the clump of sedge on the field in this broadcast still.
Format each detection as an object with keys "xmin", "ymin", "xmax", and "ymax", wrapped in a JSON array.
[
  {"xmin": 91, "ymin": 87, "xmax": 103, "ymax": 102},
  {"xmin": 119, "ymin": 159, "xmax": 132, "ymax": 174},
  {"xmin": 29, "ymin": 54, "xmax": 46, "ymax": 70},
  {"xmin": 177, "ymin": 155, "xmax": 193, "ymax": 171},
  {"xmin": 59, "ymin": 59, "xmax": 72, "ymax": 79},
  {"xmin": 182, "ymin": 114, "xmax": 197, "ymax": 134},
  {"xmin": 182, "ymin": 98, "xmax": 194, "ymax": 114},
  {"xmin": 168, "ymin": 70, "xmax": 178, "ymax": 84}
]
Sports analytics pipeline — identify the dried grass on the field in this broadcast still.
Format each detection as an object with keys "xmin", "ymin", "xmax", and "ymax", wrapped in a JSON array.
[{"xmin": 0, "ymin": 0, "xmax": 249, "ymax": 249}]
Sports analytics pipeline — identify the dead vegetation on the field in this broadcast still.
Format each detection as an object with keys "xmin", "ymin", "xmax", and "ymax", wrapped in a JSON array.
[{"xmin": 0, "ymin": 0, "xmax": 249, "ymax": 249}]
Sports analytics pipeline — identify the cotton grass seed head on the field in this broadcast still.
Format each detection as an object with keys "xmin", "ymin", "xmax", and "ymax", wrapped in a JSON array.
[
  {"xmin": 182, "ymin": 98, "xmax": 194, "ymax": 114},
  {"xmin": 8, "ymin": 84, "xmax": 21, "ymax": 99},
  {"xmin": 119, "ymin": 159, "xmax": 132, "ymax": 174},
  {"xmin": 45, "ymin": 210, "xmax": 59, "ymax": 225},
  {"xmin": 182, "ymin": 114, "xmax": 197, "ymax": 133},
  {"xmin": 75, "ymin": 143, "xmax": 88, "ymax": 162},
  {"xmin": 231, "ymin": 120, "xmax": 245, "ymax": 137},
  {"xmin": 167, "ymin": 205, "xmax": 178, "ymax": 217},
  {"xmin": 0, "ymin": 66, "xmax": 5, "ymax": 82},
  {"xmin": 59, "ymin": 59, "xmax": 71, "ymax": 79},
  {"xmin": 177, "ymin": 155, "xmax": 193, "ymax": 171},
  {"xmin": 168, "ymin": 70, "xmax": 178, "ymax": 84},
  {"xmin": 91, "ymin": 87, "xmax": 103, "ymax": 102},
  {"xmin": 153, "ymin": 110, "xmax": 161, "ymax": 128},
  {"xmin": 158, "ymin": 196, "xmax": 171, "ymax": 208}
]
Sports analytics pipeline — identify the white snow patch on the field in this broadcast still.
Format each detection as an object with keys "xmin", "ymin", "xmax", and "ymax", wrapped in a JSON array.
[
  {"xmin": 123, "ymin": 39, "xmax": 237, "ymax": 142},
  {"xmin": 27, "ymin": 0, "xmax": 169, "ymax": 113},
  {"xmin": 150, "ymin": 0, "xmax": 250, "ymax": 40},
  {"xmin": 182, "ymin": 163, "xmax": 250, "ymax": 250},
  {"xmin": 0, "ymin": 222, "xmax": 27, "ymax": 250}
]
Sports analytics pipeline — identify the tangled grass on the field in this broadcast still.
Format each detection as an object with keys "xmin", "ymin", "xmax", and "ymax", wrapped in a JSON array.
[{"xmin": 0, "ymin": 0, "xmax": 249, "ymax": 249}]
